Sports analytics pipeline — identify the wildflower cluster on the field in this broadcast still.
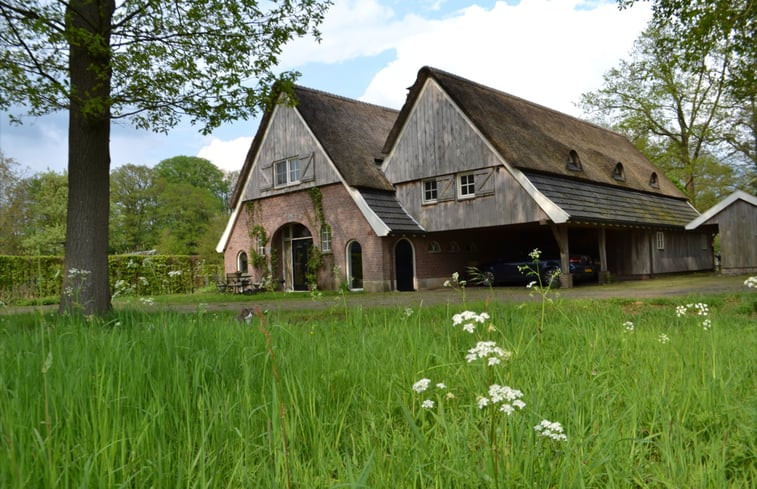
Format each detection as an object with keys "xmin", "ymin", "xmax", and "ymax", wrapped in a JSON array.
[
  {"xmin": 534, "ymin": 419, "xmax": 567, "ymax": 441},
  {"xmin": 623, "ymin": 321, "xmax": 634, "ymax": 332},
  {"xmin": 411, "ymin": 378, "xmax": 451, "ymax": 409},
  {"xmin": 658, "ymin": 333, "xmax": 670, "ymax": 344},
  {"xmin": 477, "ymin": 384, "xmax": 525, "ymax": 415},
  {"xmin": 744, "ymin": 276, "xmax": 757, "ymax": 288},
  {"xmin": 452, "ymin": 310, "xmax": 490, "ymax": 333},
  {"xmin": 676, "ymin": 302, "xmax": 711, "ymax": 330},
  {"xmin": 466, "ymin": 341, "xmax": 512, "ymax": 366},
  {"xmin": 443, "ymin": 271, "xmax": 466, "ymax": 289}
]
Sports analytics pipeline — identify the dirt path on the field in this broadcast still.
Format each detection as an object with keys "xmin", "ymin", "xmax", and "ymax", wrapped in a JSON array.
[{"xmin": 3, "ymin": 272, "xmax": 752, "ymax": 316}]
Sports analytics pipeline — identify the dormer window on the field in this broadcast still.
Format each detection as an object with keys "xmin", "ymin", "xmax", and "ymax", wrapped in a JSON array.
[
  {"xmin": 649, "ymin": 172, "xmax": 659, "ymax": 188},
  {"xmin": 566, "ymin": 150, "xmax": 582, "ymax": 171},
  {"xmin": 612, "ymin": 162, "xmax": 625, "ymax": 181}
]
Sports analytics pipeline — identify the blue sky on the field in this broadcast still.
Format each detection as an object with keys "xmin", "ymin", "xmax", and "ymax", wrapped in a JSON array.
[{"xmin": 0, "ymin": 0, "xmax": 651, "ymax": 175}]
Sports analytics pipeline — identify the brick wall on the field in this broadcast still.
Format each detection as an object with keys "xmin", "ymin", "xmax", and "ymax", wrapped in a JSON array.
[{"xmin": 223, "ymin": 184, "xmax": 390, "ymax": 291}]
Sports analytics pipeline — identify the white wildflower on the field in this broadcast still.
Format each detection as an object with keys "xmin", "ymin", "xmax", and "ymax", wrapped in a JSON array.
[
  {"xmin": 435, "ymin": 383, "xmax": 447, "ymax": 390},
  {"xmin": 529, "ymin": 248, "xmax": 542, "ymax": 260},
  {"xmin": 451, "ymin": 311, "xmax": 490, "ymax": 334},
  {"xmin": 658, "ymin": 333, "xmax": 670, "ymax": 344},
  {"xmin": 744, "ymin": 276, "xmax": 757, "ymax": 288},
  {"xmin": 466, "ymin": 341, "xmax": 511, "ymax": 365},
  {"xmin": 477, "ymin": 397, "xmax": 490, "ymax": 409},
  {"xmin": 421, "ymin": 399, "xmax": 435, "ymax": 410},
  {"xmin": 168, "ymin": 270, "xmax": 182, "ymax": 277},
  {"xmin": 534, "ymin": 419, "xmax": 567, "ymax": 441},
  {"xmin": 526, "ymin": 281, "xmax": 537, "ymax": 289},
  {"xmin": 412, "ymin": 378, "xmax": 431, "ymax": 393},
  {"xmin": 702, "ymin": 318, "xmax": 712, "ymax": 330},
  {"xmin": 623, "ymin": 321, "xmax": 634, "ymax": 332}
]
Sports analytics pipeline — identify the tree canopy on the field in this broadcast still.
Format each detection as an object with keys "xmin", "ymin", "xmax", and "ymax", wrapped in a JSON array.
[{"xmin": 0, "ymin": 0, "xmax": 331, "ymax": 314}]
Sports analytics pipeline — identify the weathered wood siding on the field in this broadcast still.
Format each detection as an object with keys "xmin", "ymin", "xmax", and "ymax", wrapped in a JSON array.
[
  {"xmin": 652, "ymin": 230, "xmax": 713, "ymax": 273},
  {"xmin": 708, "ymin": 199, "xmax": 757, "ymax": 273},
  {"xmin": 385, "ymin": 78, "xmax": 548, "ymax": 231},
  {"xmin": 243, "ymin": 105, "xmax": 341, "ymax": 201}
]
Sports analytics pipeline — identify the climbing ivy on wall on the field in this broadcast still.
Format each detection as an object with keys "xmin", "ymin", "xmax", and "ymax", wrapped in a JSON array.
[
  {"xmin": 245, "ymin": 201, "xmax": 269, "ymax": 270},
  {"xmin": 307, "ymin": 187, "xmax": 331, "ymax": 289}
]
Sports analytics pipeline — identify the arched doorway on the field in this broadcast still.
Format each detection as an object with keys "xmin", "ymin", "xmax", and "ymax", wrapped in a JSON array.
[
  {"xmin": 276, "ymin": 223, "xmax": 313, "ymax": 291},
  {"xmin": 347, "ymin": 241, "xmax": 363, "ymax": 290},
  {"xmin": 237, "ymin": 251, "xmax": 248, "ymax": 273},
  {"xmin": 395, "ymin": 239, "xmax": 415, "ymax": 291}
]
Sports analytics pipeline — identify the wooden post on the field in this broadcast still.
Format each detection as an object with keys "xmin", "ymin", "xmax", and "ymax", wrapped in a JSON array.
[
  {"xmin": 550, "ymin": 223, "xmax": 572, "ymax": 288},
  {"xmin": 598, "ymin": 227, "xmax": 609, "ymax": 284}
]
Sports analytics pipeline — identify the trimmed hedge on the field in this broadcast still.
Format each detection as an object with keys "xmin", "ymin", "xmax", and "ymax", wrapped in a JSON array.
[{"xmin": 0, "ymin": 255, "xmax": 223, "ymax": 302}]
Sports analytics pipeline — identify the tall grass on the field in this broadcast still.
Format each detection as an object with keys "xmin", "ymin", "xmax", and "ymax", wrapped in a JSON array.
[{"xmin": 0, "ymin": 292, "xmax": 754, "ymax": 488}]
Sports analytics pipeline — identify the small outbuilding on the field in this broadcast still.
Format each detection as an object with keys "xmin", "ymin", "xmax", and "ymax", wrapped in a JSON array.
[{"xmin": 686, "ymin": 190, "xmax": 757, "ymax": 274}]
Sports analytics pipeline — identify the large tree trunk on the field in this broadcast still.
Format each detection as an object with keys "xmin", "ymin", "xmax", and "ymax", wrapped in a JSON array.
[{"xmin": 60, "ymin": 0, "xmax": 115, "ymax": 315}]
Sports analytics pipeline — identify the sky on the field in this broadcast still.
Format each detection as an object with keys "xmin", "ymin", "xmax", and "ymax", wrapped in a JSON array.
[{"xmin": 0, "ymin": 0, "xmax": 651, "ymax": 176}]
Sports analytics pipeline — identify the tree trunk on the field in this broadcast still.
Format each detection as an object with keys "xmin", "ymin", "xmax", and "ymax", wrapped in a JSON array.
[{"xmin": 59, "ymin": 0, "xmax": 115, "ymax": 315}]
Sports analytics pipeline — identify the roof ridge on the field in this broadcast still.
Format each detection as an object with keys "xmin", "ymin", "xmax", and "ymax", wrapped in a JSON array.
[
  {"xmin": 294, "ymin": 84, "xmax": 399, "ymax": 115},
  {"xmin": 421, "ymin": 65, "xmax": 628, "ymax": 141}
]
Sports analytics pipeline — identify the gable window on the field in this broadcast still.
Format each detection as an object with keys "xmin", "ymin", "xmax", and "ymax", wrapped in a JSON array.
[
  {"xmin": 613, "ymin": 162, "xmax": 625, "ymax": 181},
  {"xmin": 566, "ymin": 150, "xmax": 583, "ymax": 171},
  {"xmin": 320, "ymin": 225, "xmax": 332, "ymax": 253},
  {"xmin": 423, "ymin": 179, "xmax": 438, "ymax": 203},
  {"xmin": 274, "ymin": 157, "xmax": 302, "ymax": 187},
  {"xmin": 655, "ymin": 231, "xmax": 665, "ymax": 250},
  {"xmin": 457, "ymin": 173, "xmax": 475, "ymax": 199}
]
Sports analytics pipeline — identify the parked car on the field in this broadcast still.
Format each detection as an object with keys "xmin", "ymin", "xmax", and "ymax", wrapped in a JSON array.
[{"xmin": 472, "ymin": 255, "xmax": 597, "ymax": 287}]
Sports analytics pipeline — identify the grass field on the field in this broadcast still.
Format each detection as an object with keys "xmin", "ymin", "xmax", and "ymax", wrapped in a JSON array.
[{"xmin": 0, "ymin": 289, "xmax": 755, "ymax": 488}]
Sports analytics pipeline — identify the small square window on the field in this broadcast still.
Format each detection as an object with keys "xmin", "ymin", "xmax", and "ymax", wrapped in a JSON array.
[
  {"xmin": 458, "ymin": 173, "xmax": 475, "ymax": 199},
  {"xmin": 656, "ymin": 231, "xmax": 665, "ymax": 250},
  {"xmin": 423, "ymin": 180, "xmax": 438, "ymax": 203}
]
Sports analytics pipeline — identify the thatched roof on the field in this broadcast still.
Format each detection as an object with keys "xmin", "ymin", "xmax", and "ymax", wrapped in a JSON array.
[
  {"xmin": 294, "ymin": 86, "xmax": 396, "ymax": 191},
  {"xmin": 230, "ymin": 85, "xmax": 396, "ymax": 208},
  {"xmin": 385, "ymin": 66, "xmax": 688, "ymax": 199}
]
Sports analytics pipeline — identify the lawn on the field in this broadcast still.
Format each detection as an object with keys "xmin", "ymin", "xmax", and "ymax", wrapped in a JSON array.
[{"xmin": 0, "ymin": 289, "xmax": 755, "ymax": 488}]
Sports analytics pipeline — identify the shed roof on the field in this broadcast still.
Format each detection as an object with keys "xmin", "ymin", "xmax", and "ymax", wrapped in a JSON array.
[
  {"xmin": 385, "ymin": 66, "xmax": 687, "ymax": 199},
  {"xmin": 359, "ymin": 189, "xmax": 425, "ymax": 235},
  {"xmin": 686, "ymin": 190, "xmax": 757, "ymax": 230},
  {"xmin": 526, "ymin": 172, "xmax": 699, "ymax": 227}
]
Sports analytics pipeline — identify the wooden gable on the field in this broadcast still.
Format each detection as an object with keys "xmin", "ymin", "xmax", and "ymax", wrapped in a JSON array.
[
  {"xmin": 383, "ymin": 77, "xmax": 554, "ymax": 232},
  {"xmin": 242, "ymin": 104, "xmax": 341, "ymax": 201}
]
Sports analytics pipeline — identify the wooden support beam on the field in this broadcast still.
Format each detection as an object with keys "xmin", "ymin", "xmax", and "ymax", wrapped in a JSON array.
[{"xmin": 549, "ymin": 223, "xmax": 573, "ymax": 288}]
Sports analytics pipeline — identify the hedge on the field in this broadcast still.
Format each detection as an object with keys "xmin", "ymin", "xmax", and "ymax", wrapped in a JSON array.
[{"xmin": 0, "ymin": 255, "xmax": 223, "ymax": 302}]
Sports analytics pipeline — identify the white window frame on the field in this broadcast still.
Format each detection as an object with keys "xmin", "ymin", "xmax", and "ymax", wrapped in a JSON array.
[
  {"xmin": 274, "ymin": 157, "xmax": 303, "ymax": 188},
  {"xmin": 422, "ymin": 179, "xmax": 438, "ymax": 203},
  {"xmin": 655, "ymin": 231, "xmax": 665, "ymax": 250},
  {"xmin": 457, "ymin": 172, "xmax": 475, "ymax": 199},
  {"xmin": 321, "ymin": 226, "xmax": 332, "ymax": 253}
]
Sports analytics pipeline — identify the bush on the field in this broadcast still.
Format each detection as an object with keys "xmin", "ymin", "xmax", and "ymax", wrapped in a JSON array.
[{"xmin": 0, "ymin": 255, "xmax": 222, "ymax": 303}]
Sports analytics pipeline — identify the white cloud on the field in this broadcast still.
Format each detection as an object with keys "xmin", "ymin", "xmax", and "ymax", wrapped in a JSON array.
[
  {"xmin": 197, "ymin": 136, "xmax": 253, "ymax": 173},
  {"xmin": 359, "ymin": 0, "xmax": 652, "ymax": 115}
]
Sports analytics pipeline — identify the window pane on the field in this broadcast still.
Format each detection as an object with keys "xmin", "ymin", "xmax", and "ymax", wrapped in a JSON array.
[
  {"xmin": 459, "ymin": 174, "xmax": 475, "ymax": 196},
  {"xmin": 289, "ymin": 158, "xmax": 301, "ymax": 182},
  {"xmin": 275, "ymin": 161, "xmax": 287, "ymax": 186},
  {"xmin": 423, "ymin": 180, "xmax": 437, "ymax": 202}
]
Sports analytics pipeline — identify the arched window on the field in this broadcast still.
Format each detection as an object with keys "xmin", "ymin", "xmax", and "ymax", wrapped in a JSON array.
[
  {"xmin": 427, "ymin": 241, "xmax": 441, "ymax": 253},
  {"xmin": 613, "ymin": 162, "xmax": 625, "ymax": 181},
  {"xmin": 346, "ymin": 241, "xmax": 363, "ymax": 290},
  {"xmin": 237, "ymin": 251, "xmax": 248, "ymax": 273},
  {"xmin": 566, "ymin": 150, "xmax": 583, "ymax": 171},
  {"xmin": 649, "ymin": 172, "xmax": 659, "ymax": 188}
]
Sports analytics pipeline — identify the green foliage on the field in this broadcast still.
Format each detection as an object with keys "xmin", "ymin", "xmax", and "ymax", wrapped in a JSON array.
[
  {"xmin": 109, "ymin": 164, "xmax": 158, "ymax": 254},
  {"xmin": 0, "ymin": 255, "xmax": 218, "ymax": 303},
  {"xmin": 0, "ymin": 295, "xmax": 754, "ymax": 486},
  {"xmin": 155, "ymin": 182, "xmax": 222, "ymax": 256},
  {"xmin": 154, "ymin": 156, "xmax": 227, "ymax": 205},
  {"xmin": 19, "ymin": 171, "xmax": 68, "ymax": 255}
]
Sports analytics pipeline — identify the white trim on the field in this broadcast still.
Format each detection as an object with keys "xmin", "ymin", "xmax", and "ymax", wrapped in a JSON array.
[{"xmin": 686, "ymin": 190, "xmax": 757, "ymax": 230}]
